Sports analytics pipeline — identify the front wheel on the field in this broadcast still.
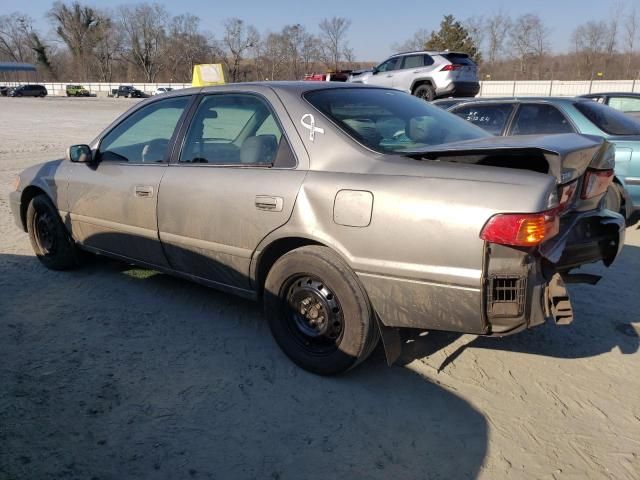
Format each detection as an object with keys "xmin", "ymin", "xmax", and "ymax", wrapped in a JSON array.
[
  {"xmin": 264, "ymin": 246, "xmax": 379, "ymax": 375},
  {"xmin": 26, "ymin": 195, "xmax": 83, "ymax": 270},
  {"xmin": 413, "ymin": 84, "xmax": 435, "ymax": 101}
]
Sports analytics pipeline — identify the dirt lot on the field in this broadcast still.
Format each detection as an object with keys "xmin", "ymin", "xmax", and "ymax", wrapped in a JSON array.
[{"xmin": 0, "ymin": 96, "xmax": 639, "ymax": 480}]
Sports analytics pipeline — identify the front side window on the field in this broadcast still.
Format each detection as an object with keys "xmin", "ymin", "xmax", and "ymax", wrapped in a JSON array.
[
  {"xmin": 180, "ymin": 94, "xmax": 290, "ymax": 166},
  {"xmin": 376, "ymin": 58, "xmax": 400, "ymax": 73},
  {"xmin": 99, "ymin": 96, "xmax": 190, "ymax": 163},
  {"xmin": 510, "ymin": 104, "xmax": 574, "ymax": 135},
  {"xmin": 304, "ymin": 88, "xmax": 488, "ymax": 154},
  {"xmin": 451, "ymin": 103, "xmax": 515, "ymax": 135}
]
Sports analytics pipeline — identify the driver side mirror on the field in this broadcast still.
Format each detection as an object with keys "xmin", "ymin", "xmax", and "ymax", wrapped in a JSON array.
[
  {"xmin": 372, "ymin": 67, "xmax": 379, "ymax": 75},
  {"xmin": 67, "ymin": 144, "xmax": 93, "ymax": 163}
]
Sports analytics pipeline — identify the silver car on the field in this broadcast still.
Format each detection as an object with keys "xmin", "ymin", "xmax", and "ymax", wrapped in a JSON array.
[
  {"xmin": 348, "ymin": 51, "xmax": 480, "ymax": 101},
  {"xmin": 10, "ymin": 83, "xmax": 624, "ymax": 375}
]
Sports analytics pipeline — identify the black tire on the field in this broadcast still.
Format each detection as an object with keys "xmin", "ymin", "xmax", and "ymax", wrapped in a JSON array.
[
  {"xmin": 414, "ymin": 83, "xmax": 435, "ymax": 101},
  {"xmin": 264, "ymin": 246, "xmax": 380, "ymax": 375},
  {"xmin": 604, "ymin": 183, "xmax": 623, "ymax": 216},
  {"xmin": 26, "ymin": 195, "xmax": 82, "ymax": 270}
]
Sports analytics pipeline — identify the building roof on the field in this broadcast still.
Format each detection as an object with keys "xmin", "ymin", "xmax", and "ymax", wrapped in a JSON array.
[{"xmin": 0, "ymin": 62, "xmax": 37, "ymax": 72}]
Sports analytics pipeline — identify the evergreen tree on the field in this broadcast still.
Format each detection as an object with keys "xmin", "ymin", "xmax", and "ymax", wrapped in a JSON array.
[{"xmin": 425, "ymin": 15, "xmax": 481, "ymax": 63}]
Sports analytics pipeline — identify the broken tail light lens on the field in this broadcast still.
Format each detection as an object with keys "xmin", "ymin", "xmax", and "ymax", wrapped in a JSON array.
[
  {"xmin": 557, "ymin": 180, "xmax": 578, "ymax": 213},
  {"xmin": 581, "ymin": 169, "xmax": 614, "ymax": 199},
  {"xmin": 480, "ymin": 210, "xmax": 560, "ymax": 247}
]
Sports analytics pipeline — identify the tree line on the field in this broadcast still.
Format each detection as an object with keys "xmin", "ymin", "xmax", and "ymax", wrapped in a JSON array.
[{"xmin": 1, "ymin": 1, "xmax": 639, "ymax": 83}]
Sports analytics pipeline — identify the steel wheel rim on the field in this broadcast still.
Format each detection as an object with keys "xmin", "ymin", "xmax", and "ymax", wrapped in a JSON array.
[
  {"xmin": 284, "ymin": 275, "xmax": 344, "ymax": 355},
  {"xmin": 35, "ymin": 212, "xmax": 56, "ymax": 254}
]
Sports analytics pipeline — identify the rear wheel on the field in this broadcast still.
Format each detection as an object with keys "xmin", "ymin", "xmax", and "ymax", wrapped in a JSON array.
[
  {"xmin": 414, "ymin": 84, "xmax": 435, "ymax": 101},
  {"xmin": 264, "ymin": 246, "xmax": 379, "ymax": 375},
  {"xmin": 27, "ymin": 195, "xmax": 82, "ymax": 270}
]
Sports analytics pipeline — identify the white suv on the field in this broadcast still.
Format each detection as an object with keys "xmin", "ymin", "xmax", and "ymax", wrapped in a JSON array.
[{"xmin": 348, "ymin": 51, "xmax": 479, "ymax": 101}]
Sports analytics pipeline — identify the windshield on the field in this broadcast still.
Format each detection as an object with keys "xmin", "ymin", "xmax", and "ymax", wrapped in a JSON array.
[
  {"xmin": 574, "ymin": 100, "xmax": 640, "ymax": 135},
  {"xmin": 304, "ymin": 88, "xmax": 489, "ymax": 153}
]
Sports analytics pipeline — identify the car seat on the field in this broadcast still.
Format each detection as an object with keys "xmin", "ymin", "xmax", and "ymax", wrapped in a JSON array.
[{"xmin": 240, "ymin": 135, "xmax": 278, "ymax": 164}]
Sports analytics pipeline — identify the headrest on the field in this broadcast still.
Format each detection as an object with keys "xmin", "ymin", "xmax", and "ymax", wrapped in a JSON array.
[{"xmin": 240, "ymin": 135, "xmax": 278, "ymax": 164}]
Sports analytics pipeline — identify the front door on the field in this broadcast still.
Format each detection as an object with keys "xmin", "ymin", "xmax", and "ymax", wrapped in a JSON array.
[
  {"xmin": 368, "ymin": 57, "xmax": 401, "ymax": 88},
  {"xmin": 67, "ymin": 95, "xmax": 192, "ymax": 267},
  {"xmin": 157, "ymin": 92, "xmax": 306, "ymax": 292}
]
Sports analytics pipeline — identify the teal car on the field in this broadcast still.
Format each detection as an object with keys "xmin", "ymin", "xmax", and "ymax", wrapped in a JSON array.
[{"xmin": 448, "ymin": 97, "xmax": 640, "ymax": 224}]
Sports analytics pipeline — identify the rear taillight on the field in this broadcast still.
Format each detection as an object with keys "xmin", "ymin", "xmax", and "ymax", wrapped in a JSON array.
[
  {"xmin": 557, "ymin": 181, "xmax": 578, "ymax": 212},
  {"xmin": 440, "ymin": 64, "xmax": 462, "ymax": 71},
  {"xmin": 480, "ymin": 209, "xmax": 560, "ymax": 247},
  {"xmin": 581, "ymin": 169, "xmax": 613, "ymax": 199}
]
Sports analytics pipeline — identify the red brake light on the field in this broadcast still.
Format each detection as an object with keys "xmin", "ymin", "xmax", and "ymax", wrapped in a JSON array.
[
  {"xmin": 480, "ymin": 210, "xmax": 560, "ymax": 247},
  {"xmin": 558, "ymin": 181, "xmax": 578, "ymax": 212},
  {"xmin": 581, "ymin": 169, "xmax": 613, "ymax": 199},
  {"xmin": 440, "ymin": 64, "xmax": 462, "ymax": 71}
]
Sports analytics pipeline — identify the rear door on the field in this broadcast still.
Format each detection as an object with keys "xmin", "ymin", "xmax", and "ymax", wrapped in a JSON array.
[
  {"xmin": 67, "ymin": 95, "xmax": 193, "ymax": 266},
  {"xmin": 392, "ymin": 54, "xmax": 434, "ymax": 91},
  {"xmin": 157, "ymin": 90, "xmax": 307, "ymax": 292},
  {"xmin": 450, "ymin": 102, "xmax": 516, "ymax": 135}
]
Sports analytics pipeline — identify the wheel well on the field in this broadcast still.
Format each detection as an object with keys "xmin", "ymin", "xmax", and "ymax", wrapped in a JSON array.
[
  {"xmin": 19, "ymin": 185, "xmax": 47, "ymax": 231},
  {"xmin": 411, "ymin": 80, "xmax": 433, "ymax": 94},
  {"xmin": 256, "ymin": 237, "xmax": 323, "ymax": 295}
]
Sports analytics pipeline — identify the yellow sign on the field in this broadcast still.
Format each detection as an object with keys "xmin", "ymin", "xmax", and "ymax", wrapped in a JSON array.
[{"xmin": 192, "ymin": 64, "xmax": 225, "ymax": 87}]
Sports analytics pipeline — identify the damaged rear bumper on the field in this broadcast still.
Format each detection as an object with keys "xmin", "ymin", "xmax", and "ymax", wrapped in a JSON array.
[{"xmin": 484, "ymin": 209, "xmax": 625, "ymax": 335}]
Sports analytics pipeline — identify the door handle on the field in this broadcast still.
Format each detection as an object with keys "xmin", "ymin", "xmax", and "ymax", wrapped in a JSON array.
[
  {"xmin": 386, "ymin": 75, "xmax": 393, "ymax": 78},
  {"xmin": 134, "ymin": 185, "xmax": 154, "ymax": 198},
  {"xmin": 255, "ymin": 195, "xmax": 283, "ymax": 212}
]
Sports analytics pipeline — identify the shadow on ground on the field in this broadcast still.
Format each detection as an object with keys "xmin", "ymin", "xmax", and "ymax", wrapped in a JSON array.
[{"xmin": 0, "ymin": 253, "xmax": 487, "ymax": 480}]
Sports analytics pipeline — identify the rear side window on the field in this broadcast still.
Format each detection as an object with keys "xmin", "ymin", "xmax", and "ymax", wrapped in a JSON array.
[
  {"xmin": 608, "ymin": 96, "xmax": 640, "ymax": 113},
  {"xmin": 574, "ymin": 101, "xmax": 640, "ymax": 135},
  {"xmin": 451, "ymin": 103, "xmax": 515, "ymax": 135},
  {"xmin": 440, "ymin": 53, "xmax": 476, "ymax": 66},
  {"xmin": 401, "ymin": 55, "xmax": 434, "ymax": 69},
  {"xmin": 511, "ymin": 104, "xmax": 574, "ymax": 135}
]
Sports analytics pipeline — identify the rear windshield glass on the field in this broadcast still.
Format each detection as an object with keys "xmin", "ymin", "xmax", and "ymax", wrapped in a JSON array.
[
  {"xmin": 440, "ymin": 53, "xmax": 475, "ymax": 66},
  {"xmin": 574, "ymin": 101, "xmax": 640, "ymax": 135},
  {"xmin": 304, "ymin": 88, "xmax": 489, "ymax": 153}
]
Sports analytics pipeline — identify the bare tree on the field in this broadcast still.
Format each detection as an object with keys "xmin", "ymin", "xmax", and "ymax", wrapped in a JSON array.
[
  {"xmin": 221, "ymin": 18, "xmax": 259, "ymax": 82},
  {"xmin": 509, "ymin": 14, "xmax": 550, "ymax": 78},
  {"xmin": 393, "ymin": 28, "xmax": 430, "ymax": 52},
  {"xmin": 0, "ymin": 14, "xmax": 37, "ymax": 63},
  {"xmin": 318, "ymin": 16, "xmax": 351, "ymax": 70},
  {"xmin": 623, "ymin": 5, "xmax": 639, "ymax": 76},
  {"xmin": 118, "ymin": 3, "xmax": 169, "ymax": 82},
  {"xmin": 486, "ymin": 11, "xmax": 511, "ymax": 64},
  {"xmin": 92, "ymin": 12, "xmax": 121, "ymax": 82},
  {"xmin": 164, "ymin": 14, "xmax": 211, "ymax": 82},
  {"xmin": 464, "ymin": 16, "xmax": 486, "ymax": 57},
  {"xmin": 48, "ymin": 1, "xmax": 101, "ymax": 80},
  {"xmin": 572, "ymin": 20, "xmax": 609, "ymax": 76}
]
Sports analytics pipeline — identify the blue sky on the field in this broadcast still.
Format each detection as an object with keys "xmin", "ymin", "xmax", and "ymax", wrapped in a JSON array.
[{"xmin": 1, "ymin": 0, "xmax": 624, "ymax": 61}]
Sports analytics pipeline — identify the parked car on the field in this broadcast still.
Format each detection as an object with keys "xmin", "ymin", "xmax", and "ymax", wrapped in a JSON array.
[
  {"xmin": 113, "ymin": 85, "xmax": 145, "ymax": 98},
  {"xmin": 303, "ymin": 70, "xmax": 353, "ymax": 82},
  {"xmin": 431, "ymin": 97, "xmax": 472, "ymax": 109},
  {"xmin": 447, "ymin": 97, "xmax": 640, "ymax": 224},
  {"xmin": 580, "ymin": 92, "xmax": 640, "ymax": 120},
  {"xmin": 0, "ymin": 85, "xmax": 10, "ymax": 96},
  {"xmin": 66, "ymin": 84, "xmax": 90, "ymax": 97},
  {"xmin": 348, "ymin": 51, "xmax": 480, "ymax": 101},
  {"xmin": 10, "ymin": 83, "xmax": 624, "ymax": 375},
  {"xmin": 9, "ymin": 84, "xmax": 47, "ymax": 97},
  {"xmin": 153, "ymin": 87, "xmax": 174, "ymax": 95}
]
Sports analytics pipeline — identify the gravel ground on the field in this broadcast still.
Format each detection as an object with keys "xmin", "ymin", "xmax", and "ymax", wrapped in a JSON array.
[{"xmin": 0, "ymin": 96, "xmax": 639, "ymax": 480}]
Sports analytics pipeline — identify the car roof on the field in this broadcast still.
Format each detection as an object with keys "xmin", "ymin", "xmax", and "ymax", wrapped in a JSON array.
[
  {"xmin": 448, "ymin": 96, "xmax": 589, "ymax": 106},
  {"xmin": 390, "ymin": 50, "xmax": 468, "ymax": 57},
  {"xmin": 580, "ymin": 92, "xmax": 640, "ymax": 98}
]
